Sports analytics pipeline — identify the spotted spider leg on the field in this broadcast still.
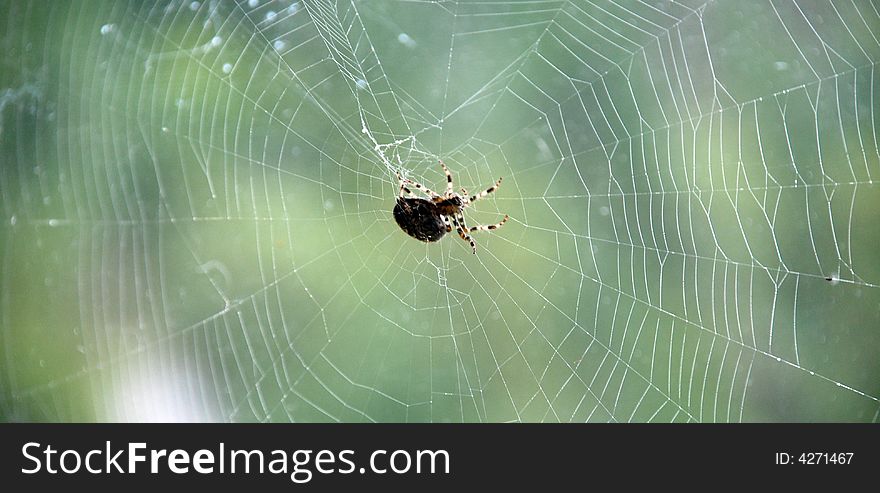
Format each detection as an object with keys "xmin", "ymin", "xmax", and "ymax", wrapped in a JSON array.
[
  {"xmin": 469, "ymin": 176, "xmax": 503, "ymax": 203},
  {"xmin": 468, "ymin": 214, "xmax": 510, "ymax": 233},
  {"xmin": 397, "ymin": 173, "xmax": 416, "ymax": 198},
  {"xmin": 456, "ymin": 212, "xmax": 509, "ymax": 252},
  {"xmin": 398, "ymin": 172, "xmax": 441, "ymax": 199},
  {"xmin": 441, "ymin": 215, "xmax": 453, "ymax": 233},
  {"xmin": 451, "ymin": 215, "xmax": 477, "ymax": 254},
  {"xmin": 439, "ymin": 160, "xmax": 454, "ymax": 196}
]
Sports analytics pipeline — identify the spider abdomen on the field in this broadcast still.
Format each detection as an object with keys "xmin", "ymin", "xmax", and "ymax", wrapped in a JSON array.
[{"xmin": 393, "ymin": 197, "xmax": 447, "ymax": 242}]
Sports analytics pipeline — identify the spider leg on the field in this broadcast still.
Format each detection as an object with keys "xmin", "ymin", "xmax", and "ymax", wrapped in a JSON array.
[
  {"xmin": 396, "ymin": 172, "xmax": 416, "ymax": 198},
  {"xmin": 441, "ymin": 215, "xmax": 453, "ymax": 233},
  {"xmin": 469, "ymin": 214, "xmax": 509, "ymax": 232},
  {"xmin": 451, "ymin": 215, "xmax": 477, "ymax": 254},
  {"xmin": 439, "ymin": 160, "xmax": 454, "ymax": 195},
  {"xmin": 469, "ymin": 176, "xmax": 503, "ymax": 203},
  {"xmin": 401, "ymin": 175, "xmax": 441, "ymax": 199}
]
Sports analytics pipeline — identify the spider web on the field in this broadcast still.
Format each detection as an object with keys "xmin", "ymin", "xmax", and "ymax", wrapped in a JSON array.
[{"xmin": 2, "ymin": 0, "xmax": 879, "ymax": 422}]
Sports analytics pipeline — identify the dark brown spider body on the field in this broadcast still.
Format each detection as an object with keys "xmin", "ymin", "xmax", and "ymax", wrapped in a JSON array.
[
  {"xmin": 434, "ymin": 196, "xmax": 463, "ymax": 216},
  {"xmin": 393, "ymin": 197, "xmax": 447, "ymax": 242},
  {"xmin": 394, "ymin": 161, "xmax": 508, "ymax": 253}
]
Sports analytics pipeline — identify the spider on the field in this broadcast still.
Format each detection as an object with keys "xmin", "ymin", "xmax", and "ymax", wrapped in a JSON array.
[{"xmin": 393, "ymin": 160, "xmax": 508, "ymax": 254}]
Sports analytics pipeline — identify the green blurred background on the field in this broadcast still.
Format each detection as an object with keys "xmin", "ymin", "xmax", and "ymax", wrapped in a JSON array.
[{"xmin": 1, "ymin": 0, "xmax": 878, "ymax": 422}]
